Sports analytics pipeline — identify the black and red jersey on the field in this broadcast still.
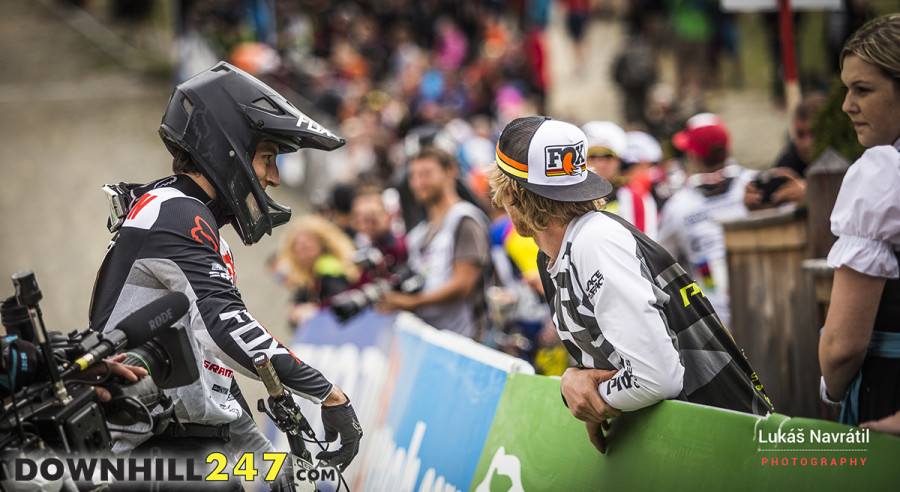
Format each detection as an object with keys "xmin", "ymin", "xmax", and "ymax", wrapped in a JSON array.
[{"xmin": 90, "ymin": 175, "xmax": 333, "ymax": 449}]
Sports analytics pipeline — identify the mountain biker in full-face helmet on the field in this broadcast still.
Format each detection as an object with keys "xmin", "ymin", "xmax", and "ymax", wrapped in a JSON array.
[{"xmin": 90, "ymin": 62, "xmax": 362, "ymax": 490}]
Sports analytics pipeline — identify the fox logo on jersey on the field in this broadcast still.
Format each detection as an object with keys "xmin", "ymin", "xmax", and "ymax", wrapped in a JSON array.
[
  {"xmin": 221, "ymin": 309, "xmax": 289, "ymax": 361},
  {"xmin": 191, "ymin": 216, "xmax": 219, "ymax": 252}
]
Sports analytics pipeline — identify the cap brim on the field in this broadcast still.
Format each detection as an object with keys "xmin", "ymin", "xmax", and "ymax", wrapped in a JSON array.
[
  {"xmin": 517, "ymin": 171, "xmax": 613, "ymax": 202},
  {"xmin": 672, "ymin": 130, "xmax": 690, "ymax": 152}
]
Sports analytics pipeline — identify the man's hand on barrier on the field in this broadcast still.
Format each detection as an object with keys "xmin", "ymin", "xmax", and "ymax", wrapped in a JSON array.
[
  {"xmin": 586, "ymin": 419, "xmax": 612, "ymax": 454},
  {"xmin": 561, "ymin": 367, "xmax": 621, "ymax": 422},
  {"xmin": 316, "ymin": 397, "xmax": 363, "ymax": 471}
]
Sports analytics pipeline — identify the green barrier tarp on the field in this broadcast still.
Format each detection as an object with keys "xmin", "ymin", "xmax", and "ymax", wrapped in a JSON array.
[{"xmin": 471, "ymin": 373, "xmax": 900, "ymax": 492}]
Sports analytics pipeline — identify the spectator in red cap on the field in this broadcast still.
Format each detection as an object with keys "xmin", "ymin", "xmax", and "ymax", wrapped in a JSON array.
[
  {"xmin": 671, "ymin": 112, "xmax": 730, "ymax": 167},
  {"xmin": 657, "ymin": 113, "xmax": 757, "ymax": 328}
]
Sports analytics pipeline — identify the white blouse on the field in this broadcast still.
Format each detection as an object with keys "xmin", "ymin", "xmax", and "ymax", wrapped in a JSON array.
[{"xmin": 827, "ymin": 141, "xmax": 900, "ymax": 278}]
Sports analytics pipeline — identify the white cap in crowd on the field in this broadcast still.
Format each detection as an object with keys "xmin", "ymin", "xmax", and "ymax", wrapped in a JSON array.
[
  {"xmin": 581, "ymin": 121, "xmax": 627, "ymax": 159},
  {"xmin": 623, "ymin": 131, "xmax": 663, "ymax": 165}
]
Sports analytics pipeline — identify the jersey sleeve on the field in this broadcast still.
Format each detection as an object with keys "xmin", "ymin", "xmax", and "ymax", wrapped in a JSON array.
[
  {"xmin": 142, "ymin": 196, "xmax": 334, "ymax": 403},
  {"xmin": 453, "ymin": 215, "xmax": 490, "ymax": 266},
  {"xmin": 828, "ymin": 146, "xmax": 900, "ymax": 278},
  {"xmin": 571, "ymin": 218, "xmax": 684, "ymax": 411}
]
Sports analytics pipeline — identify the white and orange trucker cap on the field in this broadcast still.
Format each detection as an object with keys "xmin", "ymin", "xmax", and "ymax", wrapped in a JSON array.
[{"xmin": 495, "ymin": 116, "xmax": 613, "ymax": 202}]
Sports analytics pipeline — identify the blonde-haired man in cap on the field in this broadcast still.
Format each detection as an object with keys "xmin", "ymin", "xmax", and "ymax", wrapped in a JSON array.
[{"xmin": 490, "ymin": 116, "xmax": 772, "ymax": 454}]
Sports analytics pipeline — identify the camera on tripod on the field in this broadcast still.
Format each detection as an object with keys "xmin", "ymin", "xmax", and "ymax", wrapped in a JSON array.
[
  {"xmin": 328, "ymin": 248, "xmax": 424, "ymax": 322},
  {"xmin": 0, "ymin": 270, "xmax": 199, "ymax": 465}
]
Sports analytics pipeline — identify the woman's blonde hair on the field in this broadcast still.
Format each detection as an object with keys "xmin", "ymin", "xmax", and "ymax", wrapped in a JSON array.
[
  {"xmin": 489, "ymin": 166, "xmax": 605, "ymax": 232},
  {"xmin": 841, "ymin": 14, "xmax": 900, "ymax": 82},
  {"xmin": 277, "ymin": 214, "xmax": 359, "ymax": 288}
]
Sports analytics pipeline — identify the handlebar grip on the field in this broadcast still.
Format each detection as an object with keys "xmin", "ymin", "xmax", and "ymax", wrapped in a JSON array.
[{"xmin": 252, "ymin": 353, "xmax": 285, "ymax": 399}]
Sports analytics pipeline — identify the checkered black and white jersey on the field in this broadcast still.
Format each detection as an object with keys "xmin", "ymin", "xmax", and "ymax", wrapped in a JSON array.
[{"xmin": 539, "ymin": 211, "xmax": 773, "ymax": 415}]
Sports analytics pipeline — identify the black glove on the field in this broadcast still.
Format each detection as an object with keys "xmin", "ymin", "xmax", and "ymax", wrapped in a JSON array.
[
  {"xmin": 269, "ymin": 460, "xmax": 296, "ymax": 491},
  {"xmin": 315, "ymin": 400, "xmax": 362, "ymax": 471}
]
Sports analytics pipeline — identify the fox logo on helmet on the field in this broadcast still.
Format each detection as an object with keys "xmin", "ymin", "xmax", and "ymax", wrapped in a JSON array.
[
  {"xmin": 296, "ymin": 114, "xmax": 338, "ymax": 139},
  {"xmin": 545, "ymin": 142, "xmax": 586, "ymax": 177}
]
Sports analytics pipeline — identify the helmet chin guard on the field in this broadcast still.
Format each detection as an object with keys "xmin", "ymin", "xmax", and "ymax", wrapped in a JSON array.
[{"xmin": 159, "ymin": 61, "xmax": 345, "ymax": 244}]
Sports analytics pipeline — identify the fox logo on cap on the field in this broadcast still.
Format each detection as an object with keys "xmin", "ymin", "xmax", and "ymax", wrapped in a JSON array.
[
  {"xmin": 495, "ymin": 116, "xmax": 612, "ymax": 202},
  {"xmin": 545, "ymin": 142, "xmax": 585, "ymax": 177}
]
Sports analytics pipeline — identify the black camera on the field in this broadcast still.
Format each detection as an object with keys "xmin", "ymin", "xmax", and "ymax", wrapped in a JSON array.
[
  {"xmin": 329, "ymin": 248, "xmax": 424, "ymax": 321},
  {"xmin": 0, "ymin": 271, "xmax": 198, "ymax": 469},
  {"xmin": 753, "ymin": 171, "xmax": 789, "ymax": 205}
]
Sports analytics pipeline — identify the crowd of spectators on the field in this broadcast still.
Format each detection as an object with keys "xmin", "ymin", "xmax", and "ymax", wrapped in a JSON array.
[{"xmin": 156, "ymin": 1, "xmax": 880, "ymax": 380}]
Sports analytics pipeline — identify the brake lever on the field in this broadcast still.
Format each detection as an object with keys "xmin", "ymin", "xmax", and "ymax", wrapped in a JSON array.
[{"xmin": 258, "ymin": 399, "xmax": 279, "ymax": 429}]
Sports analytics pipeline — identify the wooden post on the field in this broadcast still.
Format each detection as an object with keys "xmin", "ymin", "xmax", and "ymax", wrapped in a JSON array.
[
  {"xmin": 805, "ymin": 147, "xmax": 850, "ymax": 259},
  {"xmin": 723, "ymin": 209, "xmax": 818, "ymax": 418}
]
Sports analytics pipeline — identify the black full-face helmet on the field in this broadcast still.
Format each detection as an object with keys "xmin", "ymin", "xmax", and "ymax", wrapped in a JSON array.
[{"xmin": 159, "ymin": 61, "xmax": 345, "ymax": 245}]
